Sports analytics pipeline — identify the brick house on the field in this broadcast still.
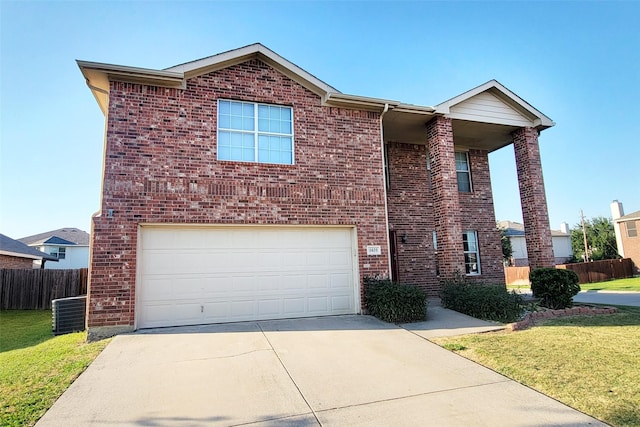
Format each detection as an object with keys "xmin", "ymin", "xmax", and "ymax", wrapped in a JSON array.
[
  {"xmin": 0, "ymin": 233, "xmax": 58, "ymax": 269},
  {"xmin": 611, "ymin": 201, "xmax": 640, "ymax": 274},
  {"xmin": 78, "ymin": 44, "xmax": 556, "ymax": 338}
]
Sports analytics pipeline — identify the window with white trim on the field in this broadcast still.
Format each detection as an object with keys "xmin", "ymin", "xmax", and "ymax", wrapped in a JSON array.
[
  {"xmin": 433, "ymin": 230, "xmax": 440, "ymax": 276},
  {"xmin": 51, "ymin": 247, "xmax": 66, "ymax": 260},
  {"xmin": 455, "ymin": 151, "xmax": 472, "ymax": 192},
  {"xmin": 627, "ymin": 221, "xmax": 638, "ymax": 238},
  {"xmin": 463, "ymin": 231, "xmax": 480, "ymax": 275},
  {"xmin": 217, "ymin": 100, "xmax": 293, "ymax": 164}
]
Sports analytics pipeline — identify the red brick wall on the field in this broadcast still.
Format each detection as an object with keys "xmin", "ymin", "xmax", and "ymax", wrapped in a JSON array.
[
  {"xmin": 88, "ymin": 59, "xmax": 389, "ymax": 328},
  {"xmin": 513, "ymin": 127, "xmax": 554, "ymax": 269},
  {"xmin": 385, "ymin": 142, "xmax": 439, "ymax": 294},
  {"xmin": 386, "ymin": 119, "xmax": 505, "ymax": 296},
  {"xmin": 427, "ymin": 117, "xmax": 465, "ymax": 280},
  {"xmin": 0, "ymin": 255, "xmax": 34, "ymax": 269},
  {"xmin": 621, "ymin": 220, "xmax": 640, "ymax": 273},
  {"xmin": 459, "ymin": 149, "xmax": 505, "ymax": 284}
]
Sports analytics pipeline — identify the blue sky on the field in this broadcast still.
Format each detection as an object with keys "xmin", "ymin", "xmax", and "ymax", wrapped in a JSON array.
[{"xmin": 1, "ymin": 1, "xmax": 638, "ymax": 239}]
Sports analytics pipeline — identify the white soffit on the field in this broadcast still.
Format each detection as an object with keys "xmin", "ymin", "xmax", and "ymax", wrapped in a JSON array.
[{"xmin": 436, "ymin": 80, "xmax": 555, "ymax": 130}]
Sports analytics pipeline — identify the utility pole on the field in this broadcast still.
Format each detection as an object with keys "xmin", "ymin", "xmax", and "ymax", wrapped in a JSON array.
[{"xmin": 581, "ymin": 210, "xmax": 590, "ymax": 262}]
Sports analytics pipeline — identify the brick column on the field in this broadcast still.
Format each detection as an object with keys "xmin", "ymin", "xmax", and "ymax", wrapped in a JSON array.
[
  {"xmin": 513, "ymin": 127, "xmax": 555, "ymax": 269},
  {"xmin": 427, "ymin": 116, "xmax": 465, "ymax": 278}
]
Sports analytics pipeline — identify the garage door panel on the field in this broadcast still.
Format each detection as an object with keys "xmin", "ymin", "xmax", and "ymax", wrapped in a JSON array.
[
  {"xmin": 308, "ymin": 274, "xmax": 329, "ymax": 289},
  {"xmin": 231, "ymin": 300, "xmax": 257, "ymax": 317},
  {"xmin": 331, "ymin": 250, "xmax": 351, "ymax": 266},
  {"xmin": 332, "ymin": 295, "xmax": 351, "ymax": 311},
  {"xmin": 279, "ymin": 274, "xmax": 305, "ymax": 290},
  {"xmin": 308, "ymin": 297, "xmax": 329, "ymax": 313},
  {"xmin": 138, "ymin": 227, "xmax": 357, "ymax": 328},
  {"xmin": 330, "ymin": 273, "xmax": 351, "ymax": 288}
]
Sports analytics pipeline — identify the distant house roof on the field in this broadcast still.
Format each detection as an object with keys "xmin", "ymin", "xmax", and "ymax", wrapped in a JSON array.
[
  {"xmin": 616, "ymin": 210, "xmax": 640, "ymax": 222},
  {"xmin": 497, "ymin": 221, "xmax": 569, "ymax": 237},
  {"xmin": 0, "ymin": 233, "xmax": 58, "ymax": 261},
  {"xmin": 18, "ymin": 228, "xmax": 90, "ymax": 246}
]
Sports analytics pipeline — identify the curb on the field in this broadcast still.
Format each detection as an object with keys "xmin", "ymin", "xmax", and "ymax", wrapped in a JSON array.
[{"xmin": 506, "ymin": 306, "xmax": 618, "ymax": 331}]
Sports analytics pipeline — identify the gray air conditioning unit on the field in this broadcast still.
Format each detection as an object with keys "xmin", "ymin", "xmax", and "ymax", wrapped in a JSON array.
[{"xmin": 52, "ymin": 295, "xmax": 87, "ymax": 335}]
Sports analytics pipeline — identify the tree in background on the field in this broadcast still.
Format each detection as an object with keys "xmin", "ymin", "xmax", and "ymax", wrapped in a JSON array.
[
  {"xmin": 499, "ymin": 226, "xmax": 513, "ymax": 265},
  {"xmin": 570, "ymin": 216, "xmax": 619, "ymax": 261}
]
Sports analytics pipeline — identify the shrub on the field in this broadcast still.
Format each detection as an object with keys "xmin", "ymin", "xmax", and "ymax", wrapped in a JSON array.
[
  {"xmin": 364, "ymin": 277, "xmax": 427, "ymax": 323},
  {"xmin": 440, "ymin": 275, "xmax": 524, "ymax": 323},
  {"xmin": 530, "ymin": 268, "xmax": 580, "ymax": 309}
]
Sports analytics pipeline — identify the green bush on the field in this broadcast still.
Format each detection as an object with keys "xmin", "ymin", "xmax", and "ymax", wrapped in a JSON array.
[
  {"xmin": 440, "ymin": 276, "xmax": 524, "ymax": 323},
  {"xmin": 364, "ymin": 277, "xmax": 427, "ymax": 323},
  {"xmin": 530, "ymin": 268, "xmax": 580, "ymax": 309}
]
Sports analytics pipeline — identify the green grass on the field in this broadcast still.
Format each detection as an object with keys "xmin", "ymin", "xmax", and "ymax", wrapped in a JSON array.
[
  {"xmin": 508, "ymin": 276, "xmax": 640, "ymax": 292},
  {"xmin": 0, "ymin": 310, "xmax": 110, "ymax": 427},
  {"xmin": 580, "ymin": 276, "xmax": 640, "ymax": 291},
  {"xmin": 432, "ymin": 305, "xmax": 640, "ymax": 426}
]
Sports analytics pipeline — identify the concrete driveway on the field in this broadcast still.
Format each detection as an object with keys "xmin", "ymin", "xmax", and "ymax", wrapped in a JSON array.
[{"xmin": 36, "ymin": 315, "xmax": 604, "ymax": 426}]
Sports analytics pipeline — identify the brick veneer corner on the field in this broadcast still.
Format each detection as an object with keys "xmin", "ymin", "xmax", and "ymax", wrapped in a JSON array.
[{"xmin": 513, "ymin": 127, "xmax": 554, "ymax": 269}]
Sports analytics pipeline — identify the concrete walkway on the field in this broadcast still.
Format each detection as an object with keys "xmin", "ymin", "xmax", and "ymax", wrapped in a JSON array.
[{"xmin": 36, "ymin": 311, "xmax": 604, "ymax": 427}]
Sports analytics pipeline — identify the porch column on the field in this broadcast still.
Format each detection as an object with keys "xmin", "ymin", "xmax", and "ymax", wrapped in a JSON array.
[
  {"xmin": 513, "ymin": 127, "xmax": 555, "ymax": 269},
  {"xmin": 427, "ymin": 116, "xmax": 465, "ymax": 278}
]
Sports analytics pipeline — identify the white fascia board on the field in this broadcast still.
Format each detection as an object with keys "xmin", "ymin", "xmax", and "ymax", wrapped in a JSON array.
[
  {"xmin": 77, "ymin": 60, "xmax": 185, "ymax": 115},
  {"xmin": 435, "ymin": 80, "xmax": 555, "ymax": 129},
  {"xmin": 392, "ymin": 103, "xmax": 437, "ymax": 114},
  {"xmin": 324, "ymin": 92, "xmax": 401, "ymax": 112}
]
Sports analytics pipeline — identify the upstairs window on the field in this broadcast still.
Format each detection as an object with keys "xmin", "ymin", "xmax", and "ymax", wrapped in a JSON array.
[
  {"xmin": 51, "ymin": 247, "xmax": 66, "ymax": 260},
  {"xmin": 217, "ymin": 100, "xmax": 293, "ymax": 165},
  {"xmin": 455, "ymin": 152, "xmax": 472, "ymax": 192},
  {"xmin": 627, "ymin": 221, "xmax": 638, "ymax": 238}
]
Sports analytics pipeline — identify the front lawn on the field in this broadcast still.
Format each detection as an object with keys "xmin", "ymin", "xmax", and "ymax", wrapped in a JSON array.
[
  {"xmin": 432, "ymin": 305, "xmax": 640, "ymax": 426},
  {"xmin": 508, "ymin": 276, "xmax": 640, "ymax": 292},
  {"xmin": 580, "ymin": 276, "xmax": 640, "ymax": 291},
  {"xmin": 0, "ymin": 310, "xmax": 110, "ymax": 427}
]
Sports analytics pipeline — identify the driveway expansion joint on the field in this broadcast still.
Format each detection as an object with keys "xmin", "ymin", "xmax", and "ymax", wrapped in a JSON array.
[
  {"xmin": 257, "ymin": 323, "xmax": 323, "ymax": 426},
  {"xmin": 313, "ymin": 379, "xmax": 513, "ymax": 414}
]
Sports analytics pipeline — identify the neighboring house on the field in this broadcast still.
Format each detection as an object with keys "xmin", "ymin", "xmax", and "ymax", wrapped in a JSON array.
[
  {"xmin": 78, "ymin": 43, "xmax": 556, "ymax": 338},
  {"xmin": 18, "ymin": 228, "xmax": 90, "ymax": 269},
  {"xmin": 0, "ymin": 233, "xmax": 58, "ymax": 269},
  {"xmin": 498, "ymin": 220, "xmax": 573, "ymax": 266},
  {"xmin": 611, "ymin": 200, "xmax": 640, "ymax": 274}
]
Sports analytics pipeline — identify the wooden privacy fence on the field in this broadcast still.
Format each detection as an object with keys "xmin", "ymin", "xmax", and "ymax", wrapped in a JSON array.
[
  {"xmin": 557, "ymin": 258, "xmax": 634, "ymax": 284},
  {"xmin": 0, "ymin": 268, "xmax": 88, "ymax": 310},
  {"xmin": 505, "ymin": 259, "xmax": 634, "ymax": 285},
  {"xmin": 504, "ymin": 266, "xmax": 531, "ymax": 286}
]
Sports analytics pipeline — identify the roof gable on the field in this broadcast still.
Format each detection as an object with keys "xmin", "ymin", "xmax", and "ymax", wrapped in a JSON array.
[
  {"xmin": 165, "ymin": 43, "xmax": 340, "ymax": 97},
  {"xmin": 436, "ymin": 80, "xmax": 554, "ymax": 130},
  {"xmin": 19, "ymin": 228, "xmax": 90, "ymax": 246}
]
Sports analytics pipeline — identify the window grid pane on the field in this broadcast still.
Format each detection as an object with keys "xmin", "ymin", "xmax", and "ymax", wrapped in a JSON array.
[
  {"xmin": 455, "ymin": 152, "xmax": 471, "ymax": 192},
  {"xmin": 462, "ymin": 231, "xmax": 480, "ymax": 275},
  {"xmin": 218, "ymin": 100, "xmax": 293, "ymax": 164}
]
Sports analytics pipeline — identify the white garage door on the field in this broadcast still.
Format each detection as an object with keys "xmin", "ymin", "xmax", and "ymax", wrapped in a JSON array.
[{"xmin": 138, "ymin": 226, "xmax": 358, "ymax": 329}]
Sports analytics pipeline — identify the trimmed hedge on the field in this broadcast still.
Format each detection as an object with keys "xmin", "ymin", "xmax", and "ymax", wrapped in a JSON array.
[
  {"xmin": 364, "ymin": 277, "xmax": 427, "ymax": 323},
  {"xmin": 440, "ymin": 278, "xmax": 524, "ymax": 323},
  {"xmin": 530, "ymin": 268, "xmax": 580, "ymax": 309}
]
